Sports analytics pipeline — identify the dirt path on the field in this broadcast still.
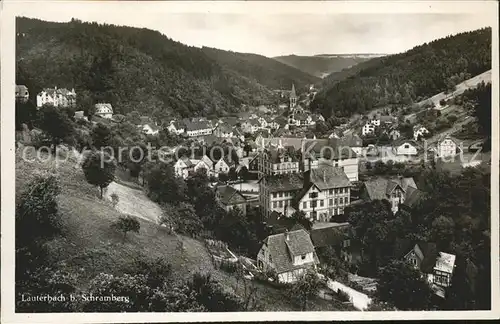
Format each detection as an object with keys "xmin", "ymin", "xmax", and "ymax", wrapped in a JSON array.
[{"xmin": 104, "ymin": 181, "xmax": 163, "ymax": 224}]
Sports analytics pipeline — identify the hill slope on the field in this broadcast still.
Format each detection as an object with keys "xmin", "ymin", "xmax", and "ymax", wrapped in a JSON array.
[
  {"xmin": 273, "ymin": 54, "xmax": 381, "ymax": 79},
  {"xmin": 310, "ymin": 28, "xmax": 491, "ymax": 119},
  {"xmin": 202, "ymin": 47, "xmax": 320, "ymax": 90},
  {"xmin": 16, "ymin": 17, "xmax": 315, "ymax": 120}
]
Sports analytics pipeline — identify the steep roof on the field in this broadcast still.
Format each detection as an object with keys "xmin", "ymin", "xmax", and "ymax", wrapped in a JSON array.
[
  {"xmin": 434, "ymin": 252, "xmax": 456, "ymax": 274},
  {"xmin": 308, "ymin": 165, "xmax": 351, "ymax": 190},
  {"xmin": 290, "ymin": 83, "xmax": 297, "ymax": 98},
  {"xmin": 263, "ymin": 147, "xmax": 299, "ymax": 163},
  {"xmin": 216, "ymin": 185, "xmax": 246, "ymax": 206},
  {"xmin": 363, "ymin": 177, "xmax": 418, "ymax": 201},
  {"xmin": 95, "ymin": 103, "xmax": 113, "ymax": 113},
  {"xmin": 263, "ymin": 229, "xmax": 319, "ymax": 274},
  {"xmin": 185, "ymin": 120, "xmax": 211, "ymax": 132},
  {"xmin": 178, "ymin": 156, "xmax": 193, "ymax": 167},
  {"xmin": 259, "ymin": 173, "xmax": 304, "ymax": 193},
  {"xmin": 396, "ymin": 240, "xmax": 439, "ymax": 273}
]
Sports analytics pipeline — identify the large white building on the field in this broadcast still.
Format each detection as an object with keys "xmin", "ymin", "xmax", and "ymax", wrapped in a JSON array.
[
  {"xmin": 293, "ymin": 165, "xmax": 352, "ymax": 222},
  {"xmin": 36, "ymin": 87, "xmax": 76, "ymax": 108}
]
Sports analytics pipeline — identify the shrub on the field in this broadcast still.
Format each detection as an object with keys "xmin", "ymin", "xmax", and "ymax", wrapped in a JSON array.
[
  {"xmin": 112, "ymin": 215, "xmax": 141, "ymax": 239},
  {"xmin": 337, "ymin": 289, "xmax": 351, "ymax": 302},
  {"xmin": 16, "ymin": 172, "xmax": 62, "ymax": 242},
  {"xmin": 110, "ymin": 192, "xmax": 119, "ymax": 208}
]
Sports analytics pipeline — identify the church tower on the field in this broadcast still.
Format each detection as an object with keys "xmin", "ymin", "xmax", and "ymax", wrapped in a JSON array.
[{"xmin": 289, "ymin": 83, "xmax": 297, "ymax": 109}]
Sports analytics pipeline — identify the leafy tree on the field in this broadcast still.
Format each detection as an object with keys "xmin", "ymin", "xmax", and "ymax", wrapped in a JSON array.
[
  {"xmin": 112, "ymin": 215, "xmax": 141, "ymax": 239},
  {"xmin": 162, "ymin": 202, "xmax": 204, "ymax": 237},
  {"xmin": 91, "ymin": 122, "xmax": 113, "ymax": 149},
  {"xmin": 377, "ymin": 260, "xmax": 433, "ymax": 310},
  {"xmin": 143, "ymin": 161, "xmax": 186, "ymax": 204},
  {"xmin": 289, "ymin": 210, "xmax": 312, "ymax": 231},
  {"xmin": 289, "ymin": 269, "xmax": 324, "ymax": 311},
  {"xmin": 37, "ymin": 104, "xmax": 75, "ymax": 153},
  {"xmin": 187, "ymin": 273, "xmax": 244, "ymax": 311},
  {"xmin": 82, "ymin": 150, "xmax": 116, "ymax": 198}
]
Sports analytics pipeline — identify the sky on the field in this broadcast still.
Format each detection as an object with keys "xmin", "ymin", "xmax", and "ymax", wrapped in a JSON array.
[{"xmin": 12, "ymin": 3, "xmax": 493, "ymax": 57}]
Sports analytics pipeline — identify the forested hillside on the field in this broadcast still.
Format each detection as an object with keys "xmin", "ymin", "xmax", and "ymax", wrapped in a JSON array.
[
  {"xmin": 311, "ymin": 28, "xmax": 492, "ymax": 118},
  {"xmin": 273, "ymin": 54, "xmax": 377, "ymax": 78},
  {"xmin": 201, "ymin": 48, "xmax": 320, "ymax": 90},
  {"xmin": 15, "ymin": 17, "xmax": 314, "ymax": 120}
]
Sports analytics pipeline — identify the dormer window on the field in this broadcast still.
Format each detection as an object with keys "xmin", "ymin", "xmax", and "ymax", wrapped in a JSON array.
[{"xmin": 301, "ymin": 255, "xmax": 306, "ymax": 260}]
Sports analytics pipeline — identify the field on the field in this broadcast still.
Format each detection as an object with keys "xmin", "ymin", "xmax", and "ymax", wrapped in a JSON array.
[{"xmin": 15, "ymin": 147, "xmax": 351, "ymax": 311}]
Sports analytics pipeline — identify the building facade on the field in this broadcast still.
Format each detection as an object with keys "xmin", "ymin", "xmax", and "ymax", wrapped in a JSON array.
[
  {"xmin": 257, "ymin": 229, "xmax": 319, "ymax": 283},
  {"xmin": 37, "ymin": 87, "xmax": 76, "ymax": 108}
]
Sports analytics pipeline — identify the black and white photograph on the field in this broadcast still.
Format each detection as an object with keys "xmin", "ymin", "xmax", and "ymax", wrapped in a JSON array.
[{"xmin": 1, "ymin": 0, "xmax": 499, "ymax": 322}]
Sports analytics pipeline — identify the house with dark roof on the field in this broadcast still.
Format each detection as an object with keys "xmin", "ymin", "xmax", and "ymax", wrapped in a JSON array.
[
  {"xmin": 361, "ymin": 176, "xmax": 422, "ymax": 213},
  {"xmin": 293, "ymin": 165, "xmax": 352, "ymax": 222},
  {"xmin": 397, "ymin": 240, "xmax": 456, "ymax": 298},
  {"xmin": 215, "ymin": 185, "xmax": 248, "ymax": 215},
  {"xmin": 213, "ymin": 123, "xmax": 235, "ymax": 138},
  {"xmin": 256, "ymin": 229, "xmax": 319, "ymax": 283},
  {"xmin": 310, "ymin": 222, "xmax": 352, "ymax": 262},
  {"xmin": 184, "ymin": 120, "xmax": 213, "ymax": 137}
]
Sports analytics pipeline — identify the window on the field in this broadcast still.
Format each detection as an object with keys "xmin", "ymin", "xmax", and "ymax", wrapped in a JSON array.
[
  {"xmin": 279, "ymin": 192, "xmax": 283, "ymax": 198},
  {"xmin": 329, "ymin": 199, "xmax": 333, "ymax": 206},
  {"xmin": 334, "ymin": 198, "xmax": 338, "ymax": 205},
  {"xmin": 303, "ymin": 201, "xmax": 307, "ymax": 209},
  {"xmin": 320, "ymin": 200, "xmax": 324, "ymax": 207},
  {"xmin": 273, "ymin": 201, "xmax": 277, "ymax": 208},
  {"xmin": 345, "ymin": 197, "xmax": 349, "ymax": 204},
  {"xmin": 301, "ymin": 255, "xmax": 306, "ymax": 260},
  {"xmin": 279, "ymin": 201, "xmax": 283, "ymax": 207},
  {"xmin": 273, "ymin": 193, "xmax": 277, "ymax": 198},
  {"xmin": 334, "ymin": 188, "xmax": 339, "ymax": 195},
  {"xmin": 329, "ymin": 189, "xmax": 333, "ymax": 195},
  {"xmin": 339, "ymin": 197, "xmax": 343, "ymax": 205},
  {"xmin": 404, "ymin": 144, "xmax": 410, "ymax": 149}
]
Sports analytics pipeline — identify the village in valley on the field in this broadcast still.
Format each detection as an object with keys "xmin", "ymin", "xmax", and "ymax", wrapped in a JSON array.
[{"xmin": 13, "ymin": 15, "xmax": 492, "ymax": 314}]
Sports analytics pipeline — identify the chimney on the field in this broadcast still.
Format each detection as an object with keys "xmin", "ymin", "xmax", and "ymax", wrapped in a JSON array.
[{"xmin": 323, "ymin": 169, "xmax": 326, "ymax": 183}]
